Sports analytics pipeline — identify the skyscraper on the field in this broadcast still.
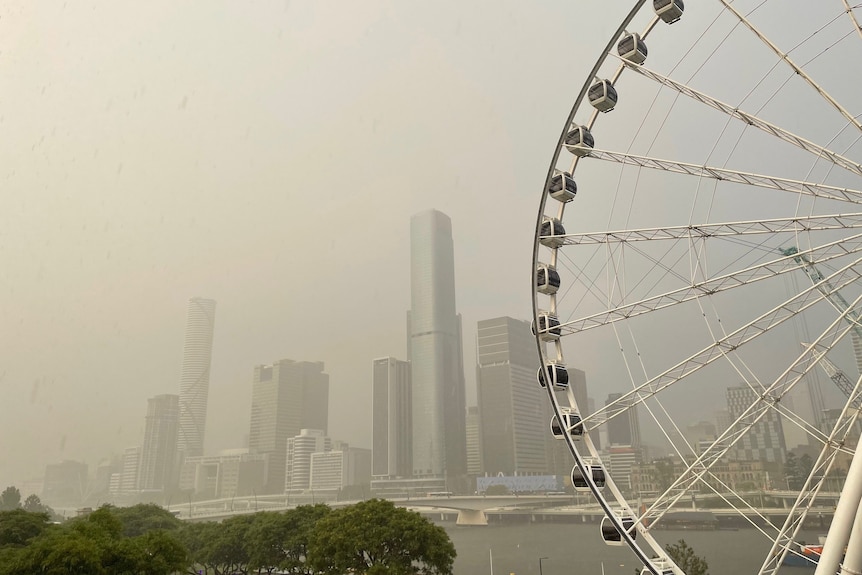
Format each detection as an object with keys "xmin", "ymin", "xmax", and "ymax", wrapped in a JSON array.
[
  {"xmin": 139, "ymin": 394, "xmax": 179, "ymax": 492},
  {"xmin": 605, "ymin": 392, "xmax": 642, "ymax": 449},
  {"xmin": 476, "ymin": 316, "xmax": 547, "ymax": 475},
  {"xmin": 177, "ymin": 297, "xmax": 217, "ymax": 459},
  {"xmin": 372, "ymin": 357, "xmax": 412, "ymax": 479},
  {"xmin": 409, "ymin": 210, "xmax": 467, "ymax": 486},
  {"xmin": 248, "ymin": 359, "xmax": 329, "ymax": 493}
]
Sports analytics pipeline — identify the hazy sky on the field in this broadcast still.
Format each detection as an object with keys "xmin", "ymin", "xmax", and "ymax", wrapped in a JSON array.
[
  {"xmin": 4, "ymin": 1, "xmax": 860, "ymax": 492},
  {"xmin": 0, "ymin": 1, "xmax": 613, "ymax": 487}
]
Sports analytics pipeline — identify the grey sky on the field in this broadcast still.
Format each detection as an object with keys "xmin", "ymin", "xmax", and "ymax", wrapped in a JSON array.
[
  {"xmin": 4, "ymin": 0, "xmax": 860, "ymax": 491},
  {"xmin": 0, "ymin": 1, "xmax": 609, "ymax": 487}
]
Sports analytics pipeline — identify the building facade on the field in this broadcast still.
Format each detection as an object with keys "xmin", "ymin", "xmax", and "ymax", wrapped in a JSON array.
[
  {"xmin": 248, "ymin": 359, "xmax": 330, "ymax": 493},
  {"xmin": 371, "ymin": 357, "xmax": 412, "ymax": 479},
  {"xmin": 286, "ymin": 429, "xmax": 331, "ymax": 492},
  {"xmin": 476, "ymin": 316, "xmax": 548, "ymax": 476},
  {"xmin": 466, "ymin": 405, "xmax": 483, "ymax": 476},
  {"xmin": 177, "ymin": 297, "xmax": 217, "ymax": 459},
  {"xmin": 310, "ymin": 447, "xmax": 372, "ymax": 492},
  {"xmin": 409, "ymin": 210, "xmax": 467, "ymax": 487},
  {"xmin": 726, "ymin": 385, "xmax": 786, "ymax": 465},
  {"xmin": 605, "ymin": 392, "xmax": 642, "ymax": 449},
  {"xmin": 177, "ymin": 449, "xmax": 267, "ymax": 500},
  {"xmin": 139, "ymin": 394, "xmax": 179, "ymax": 492}
]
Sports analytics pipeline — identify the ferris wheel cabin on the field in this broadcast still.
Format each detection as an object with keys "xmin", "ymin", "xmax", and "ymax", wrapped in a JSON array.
[
  {"xmin": 536, "ymin": 264, "xmax": 560, "ymax": 295},
  {"xmin": 601, "ymin": 514, "xmax": 637, "ymax": 546},
  {"xmin": 549, "ymin": 172, "xmax": 577, "ymax": 202},
  {"xmin": 550, "ymin": 407, "xmax": 583, "ymax": 439},
  {"xmin": 564, "ymin": 125, "xmax": 594, "ymax": 156},
  {"xmin": 532, "ymin": 313, "xmax": 561, "ymax": 342},
  {"xmin": 537, "ymin": 363, "xmax": 569, "ymax": 390},
  {"xmin": 539, "ymin": 217, "xmax": 566, "ymax": 248},
  {"xmin": 654, "ymin": 0, "xmax": 683, "ymax": 24},
  {"xmin": 571, "ymin": 462, "xmax": 606, "ymax": 492},
  {"xmin": 589, "ymin": 79, "xmax": 618, "ymax": 113},
  {"xmin": 618, "ymin": 32, "xmax": 648, "ymax": 64}
]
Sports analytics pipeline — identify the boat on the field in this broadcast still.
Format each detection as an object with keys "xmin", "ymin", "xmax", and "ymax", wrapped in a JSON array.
[{"xmin": 781, "ymin": 543, "xmax": 823, "ymax": 567}]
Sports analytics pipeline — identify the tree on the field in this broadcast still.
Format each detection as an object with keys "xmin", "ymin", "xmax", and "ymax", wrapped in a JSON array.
[
  {"xmin": 784, "ymin": 452, "xmax": 802, "ymax": 490},
  {"xmin": 665, "ymin": 539, "xmax": 709, "ymax": 575},
  {"xmin": 308, "ymin": 499, "xmax": 455, "ymax": 575},
  {"xmin": 484, "ymin": 484, "xmax": 510, "ymax": 496},
  {"xmin": 0, "ymin": 509, "xmax": 53, "ymax": 548},
  {"xmin": 0, "ymin": 487, "xmax": 21, "ymax": 512},
  {"xmin": 111, "ymin": 503, "xmax": 182, "ymax": 537},
  {"xmin": 247, "ymin": 504, "xmax": 331, "ymax": 575}
]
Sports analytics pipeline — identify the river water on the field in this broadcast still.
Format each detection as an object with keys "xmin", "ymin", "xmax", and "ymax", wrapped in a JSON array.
[{"xmin": 441, "ymin": 522, "xmax": 822, "ymax": 575}]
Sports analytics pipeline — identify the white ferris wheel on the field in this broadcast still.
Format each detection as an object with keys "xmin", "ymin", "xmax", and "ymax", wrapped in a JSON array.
[{"xmin": 530, "ymin": 1, "xmax": 862, "ymax": 574}]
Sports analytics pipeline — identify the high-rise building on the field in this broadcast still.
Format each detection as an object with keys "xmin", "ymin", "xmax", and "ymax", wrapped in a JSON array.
[
  {"xmin": 726, "ymin": 385, "xmax": 786, "ymax": 465},
  {"xmin": 177, "ymin": 297, "xmax": 217, "ymax": 459},
  {"xmin": 42, "ymin": 460, "xmax": 88, "ymax": 506},
  {"xmin": 466, "ymin": 406, "xmax": 483, "ymax": 476},
  {"xmin": 476, "ymin": 316, "xmax": 547, "ymax": 476},
  {"xmin": 286, "ymin": 429, "xmax": 331, "ymax": 492},
  {"xmin": 409, "ymin": 210, "xmax": 467, "ymax": 487},
  {"xmin": 372, "ymin": 357, "xmax": 412, "ymax": 480},
  {"xmin": 605, "ymin": 392, "xmax": 642, "ymax": 449},
  {"xmin": 139, "ymin": 394, "xmax": 179, "ymax": 492},
  {"xmin": 248, "ymin": 359, "xmax": 329, "ymax": 493}
]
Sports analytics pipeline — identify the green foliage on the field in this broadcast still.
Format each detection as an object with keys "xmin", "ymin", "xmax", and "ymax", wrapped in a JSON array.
[
  {"xmin": 0, "ymin": 487, "xmax": 21, "ymax": 512},
  {"xmin": 111, "ymin": 503, "xmax": 182, "ymax": 537},
  {"xmin": 0, "ymin": 509, "xmax": 53, "ymax": 548},
  {"xmin": 665, "ymin": 539, "xmax": 709, "ymax": 575},
  {"xmin": 308, "ymin": 498, "xmax": 456, "ymax": 575}
]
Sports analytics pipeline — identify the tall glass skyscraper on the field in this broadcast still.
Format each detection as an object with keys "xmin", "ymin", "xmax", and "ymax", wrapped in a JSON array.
[
  {"xmin": 409, "ymin": 210, "xmax": 466, "ymax": 486},
  {"xmin": 139, "ymin": 393, "xmax": 179, "ymax": 491},
  {"xmin": 177, "ymin": 297, "xmax": 217, "ymax": 459}
]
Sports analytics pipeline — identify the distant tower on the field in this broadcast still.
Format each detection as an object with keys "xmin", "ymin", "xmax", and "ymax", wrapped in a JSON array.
[
  {"xmin": 177, "ymin": 297, "xmax": 217, "ymax": 459},
  {"xmin": 372, "ymin": 357, "xmax": 412, "ymax": 479},
  {"xmin": 286, "ymin": 429, "xmax": 331, "ymax": 491},
  {"xmin": 605, "ymin": 392, "xmax": 642, "ymax": 449},
  {"xmin": 409, "ymin": 210, "xmax": 467, "ymax": 486},
  {"xmin": 139, "ymin": 394, "xmax": 179, "ymax": 491},
  {"xmin": 248, "ymin": 359, "xmax": 329, "ymax": 493},
  {"xmin": 476, "ymin": 316, "xmax": 547, "ymax": 475}
]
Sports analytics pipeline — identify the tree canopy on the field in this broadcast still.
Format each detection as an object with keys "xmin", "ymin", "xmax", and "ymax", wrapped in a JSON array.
[
  {"xmin": 0, "ymin": 487, "xmax": 21, "ymax": 512},
  {"xmin": 309, "ymin": 498, "xmax": 455, "ymax": 575},
  {"xmin": 665, "ymin": 539, "xmax": 709, "ymax": 575}
]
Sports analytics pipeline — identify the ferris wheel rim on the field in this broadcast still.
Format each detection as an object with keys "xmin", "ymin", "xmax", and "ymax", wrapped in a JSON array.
[{"xmin": 530, "ymin": 2, "xmax": 862, "ymax": 575}]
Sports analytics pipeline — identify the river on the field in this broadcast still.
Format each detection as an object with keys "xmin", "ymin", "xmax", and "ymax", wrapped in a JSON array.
[{"xmin": 441, "ymin": 521, "xmax": 822, "ymax": 575}]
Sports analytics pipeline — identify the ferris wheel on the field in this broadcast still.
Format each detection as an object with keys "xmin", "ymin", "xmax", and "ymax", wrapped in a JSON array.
[{"xmin": 530, "ymin": 1, "xmax": 862, "ymax": 574}]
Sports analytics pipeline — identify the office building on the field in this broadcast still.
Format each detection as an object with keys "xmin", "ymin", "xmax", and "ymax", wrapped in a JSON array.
[
  {"xmin": 286, "ymin": 429, "xmax": 331, "ymax": 491},
  {"xmin": 177, "ymin": 297, "xmax": 217, "ymax": 459},
  {"xmin": 310, "ymin": 446, "xmax": 372, "ymax": 492},
  {"xmin": 177, "ymin": 449, "xmax": 267, "ymax": 500},
  {"xmin": 726, "ymin": 385, "xmax": 786, "ymax": 465},
  {"xmin": 466, "ymin": 406, "xmax": 483, "ymax": 476},
  {"xmin": 372, "ymin": 357, "xmax": 412, "ymax": 480},
  {"xmin": 249, "ymin": 360, "xmax": 329, "ymax": 493},
  {"xmin": 409, "ymin": 210, "xmax": 467, "ymax": 487},
  {"xmin": 476, "ymin": 316, "xmax": 547, "ymax": 476},
  {"xmin": 139, "ymin": 394, "xmax": 179, "ymax": 492}
]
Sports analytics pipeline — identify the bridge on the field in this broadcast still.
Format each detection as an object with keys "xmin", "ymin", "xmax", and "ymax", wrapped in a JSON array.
[{"xmin": 167, "ymin": 490, "xmax": 843, "ymax": 525}]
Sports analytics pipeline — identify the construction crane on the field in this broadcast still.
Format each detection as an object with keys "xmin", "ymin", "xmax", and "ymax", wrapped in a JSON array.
[{"xmin": 781, "ymin": 246, "xmax": 862, "ymax": 407}]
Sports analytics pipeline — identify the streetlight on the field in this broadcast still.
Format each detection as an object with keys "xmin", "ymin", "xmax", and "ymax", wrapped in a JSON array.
[{"xmin": 539, "ymin": 556, "xmax": 549, "ymax": 575}]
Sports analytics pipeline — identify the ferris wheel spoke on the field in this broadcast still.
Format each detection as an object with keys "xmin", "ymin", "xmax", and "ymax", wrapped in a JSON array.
[
  {"xmin": 557, "ymin": 232, "xmax": 862, "ymax": 335},
  {"xmin": 643, "ymin": 299, "xmax": 862, "ymax": 529},
  {"xmin": 582, "ymin": 148, "xmax": 862, "ymax": 203},
  {"xmin": 583, "ymin": 256, "xmax": 862, "ymax": 434},
  {"xmin": 842, "ymin": 0, "xmax": 862, "ymax": 41},
  {"xmin": 717, "ymin": 0, "xmax": 862, "ymax": 133},
  {"xmin": 613, "ymin": 56, "xmax": 862, "ymax": 178},
  {"xmin": 557, "ymin": 213, "xmax": 862, "ymax": 245}
]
